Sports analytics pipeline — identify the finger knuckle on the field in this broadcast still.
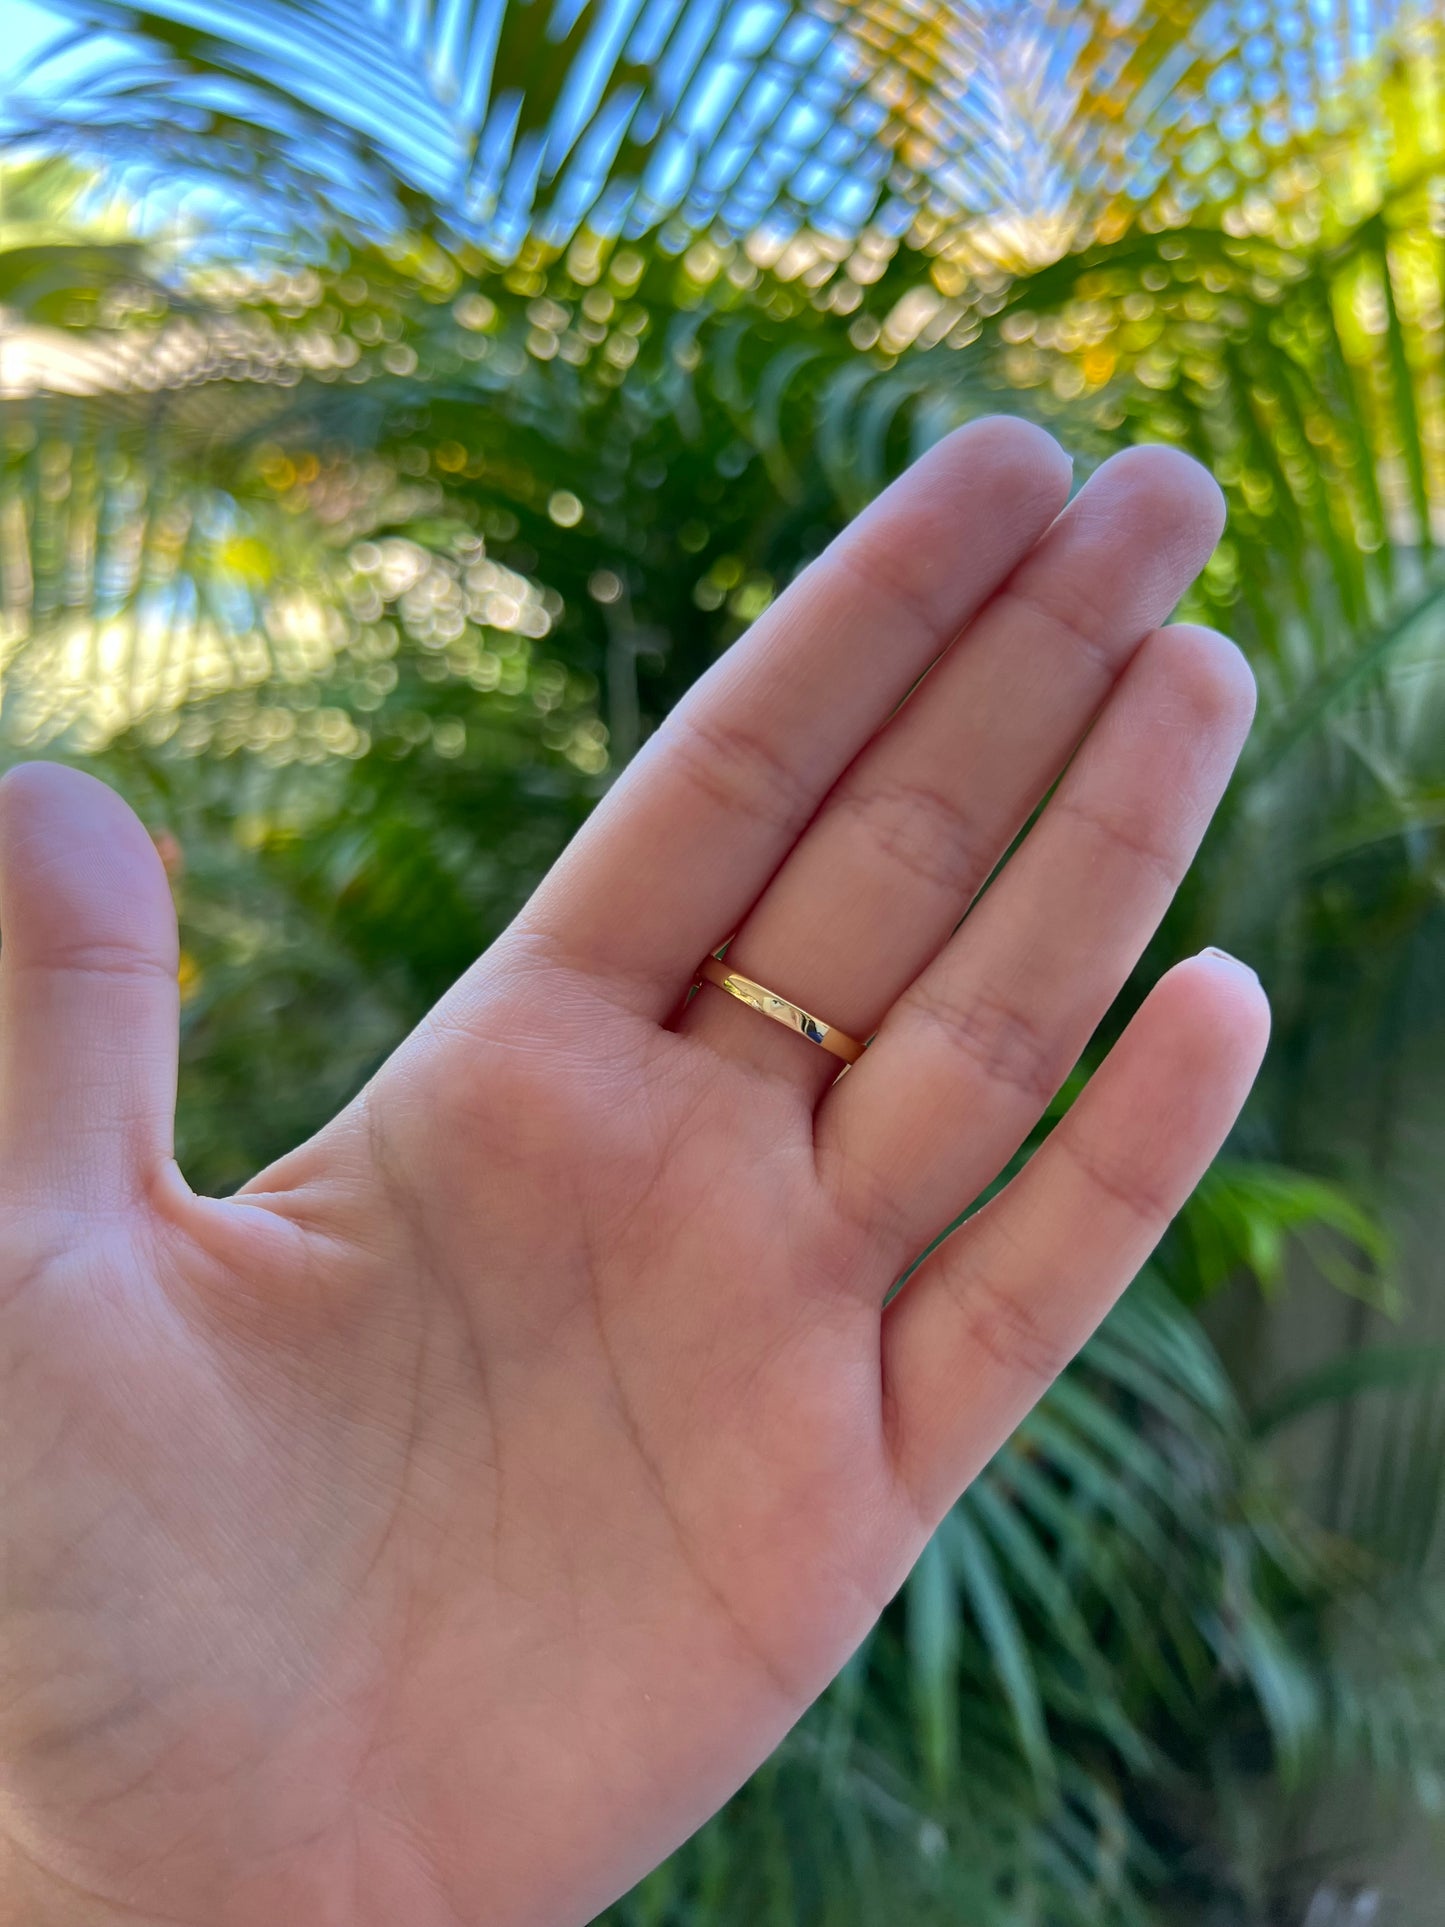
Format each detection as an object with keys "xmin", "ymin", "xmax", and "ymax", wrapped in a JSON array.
[{"xmin": 909, "ymin": 981, "xmax": 1063, "ymax": 1110}]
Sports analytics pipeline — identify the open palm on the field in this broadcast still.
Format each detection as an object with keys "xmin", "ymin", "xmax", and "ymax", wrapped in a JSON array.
[{"xmin": 0, "ymin": 419, "xmax": 1267, "ymax": 1927}]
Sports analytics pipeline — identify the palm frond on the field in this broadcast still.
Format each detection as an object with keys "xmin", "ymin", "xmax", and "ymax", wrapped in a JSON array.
[{"xmin": 9, "ymin": 0, "xmax": 1433, "ymax": 267}]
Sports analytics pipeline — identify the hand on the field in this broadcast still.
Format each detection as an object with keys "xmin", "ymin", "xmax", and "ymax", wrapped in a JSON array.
[{"xmin": 0, "ymin": 420, "xmax": 1267, "ymax": 1927}]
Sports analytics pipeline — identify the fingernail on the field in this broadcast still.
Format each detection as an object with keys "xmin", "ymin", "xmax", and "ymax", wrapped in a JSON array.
[{"xmin": 1200, "ymin": 944, "xmax": 1259, "ymax": 980}]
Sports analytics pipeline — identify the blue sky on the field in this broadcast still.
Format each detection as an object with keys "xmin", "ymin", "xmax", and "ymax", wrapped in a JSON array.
[
  {"xmin": 3, "ymin": 0, "xmax": 68, "ymax": 68},
  {"xmin": 3, "ymin": 0, "xmax": 138, "ymax": 136}
]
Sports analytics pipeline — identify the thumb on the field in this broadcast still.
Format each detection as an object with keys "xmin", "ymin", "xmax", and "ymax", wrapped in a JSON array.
[{"xmin": 0, "ymin": 763, "xmax": 180, "ymax": 1209}]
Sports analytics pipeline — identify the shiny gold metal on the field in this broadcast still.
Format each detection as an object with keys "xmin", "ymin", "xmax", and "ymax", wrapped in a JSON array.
[{"xmin": 693, "ymin": 955, "xmax": 865, "ymax": 1065}]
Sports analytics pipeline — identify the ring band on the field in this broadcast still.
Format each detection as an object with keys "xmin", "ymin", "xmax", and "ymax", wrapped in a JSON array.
[{"xmin": 693, "ymin": 955, "xmax": 866, "ymax": 1065}]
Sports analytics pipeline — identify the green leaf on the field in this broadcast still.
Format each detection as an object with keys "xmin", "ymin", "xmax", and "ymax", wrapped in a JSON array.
[
  {"xmin": 904, "ymin": 1531, "xmax": 959, "ymax": 1800},
  {"xmin": 943, "ymin": 1506, "xmax": 1054, "ymax": 1791}
]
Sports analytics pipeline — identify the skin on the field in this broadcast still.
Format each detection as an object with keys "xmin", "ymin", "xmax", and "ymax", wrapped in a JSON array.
[{"xmin": 0, "ymin": 419, "xmax": 1269, "ymax": 1927}]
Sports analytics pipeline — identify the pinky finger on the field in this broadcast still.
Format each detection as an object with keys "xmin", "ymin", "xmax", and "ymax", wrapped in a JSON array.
[{"xmin": 882, "ymin": 949, "xmax": 1270, "ymax": 1529}]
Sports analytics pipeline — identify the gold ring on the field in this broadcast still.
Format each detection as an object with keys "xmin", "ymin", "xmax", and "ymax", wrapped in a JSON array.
[{"xmin": 692, "ymin": 955, "xmax": 865, "ymax": 1065}]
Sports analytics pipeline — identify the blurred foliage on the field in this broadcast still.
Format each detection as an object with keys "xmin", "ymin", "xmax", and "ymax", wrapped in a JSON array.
[
  {"xmin": 11, "ymin": 0, "xmax": 1415, "ymax": 263},
  {"xmin": 4, "ymin": 1, "xmax": 1445, "ymax": 1922}
]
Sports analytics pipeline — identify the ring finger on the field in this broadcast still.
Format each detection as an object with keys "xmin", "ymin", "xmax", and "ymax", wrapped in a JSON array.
[{"xmin": 675, "ymin": 443, "xmax": 1224, "ymax": 1095}]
